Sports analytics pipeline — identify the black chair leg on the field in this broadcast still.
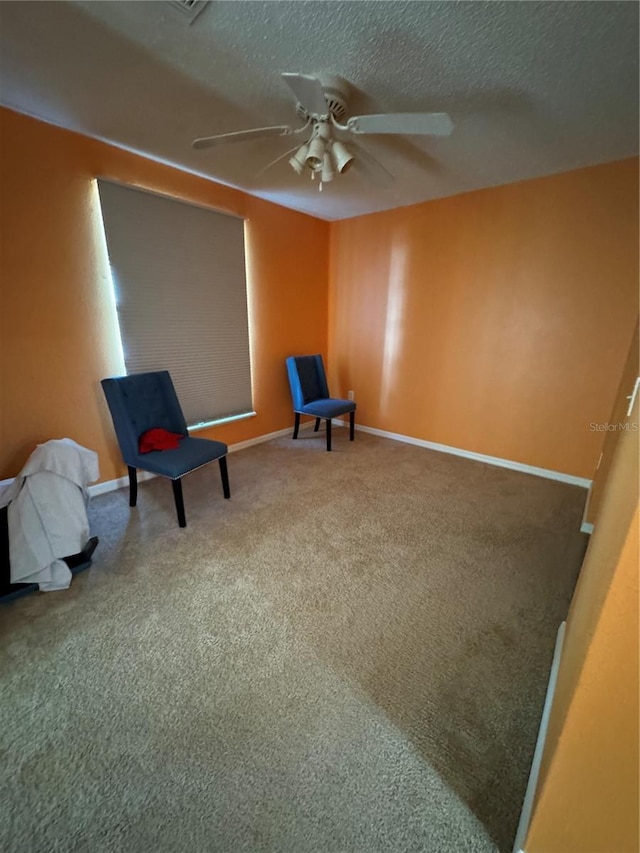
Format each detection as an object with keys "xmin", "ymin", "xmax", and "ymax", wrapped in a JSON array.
[
  {"xmin": 292, "ymin": 412, "xmax": 301, "ymax": 439},
  {"xmin": 326, "ymin": 419, "xmax": 332, "ymax": 451},
  {"xmin": 349, "ymin": 410, "xmax": 355, "ymax": 441},
  {"xmin": 314, "ymin": 417, "xmax": 321, "ymax": 432},
  {"xmin": 128, "ymin": 466, "xmax": 138, "ymax": 507},
  {"xmin": 219, "ymin": 456, "xmax": 231, "ymax": 499},
  {"xmin": 172, "ymin": 478, "xmax": 186, "ymax": 528}
]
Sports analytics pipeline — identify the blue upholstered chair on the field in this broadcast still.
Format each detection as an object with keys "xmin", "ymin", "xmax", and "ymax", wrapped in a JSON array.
[
  {"xmin": 285, "ymin": 355, "xmax": 356, "ymax": 452},
  {"xmin": 101, "ymin": 371, "xmax": 230, "ymax": 528}
]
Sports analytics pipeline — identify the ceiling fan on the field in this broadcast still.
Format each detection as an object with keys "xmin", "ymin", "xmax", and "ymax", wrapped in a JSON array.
[{"xmin": 192, "ymin": 73, "xmax": 454, "ymax": 189}]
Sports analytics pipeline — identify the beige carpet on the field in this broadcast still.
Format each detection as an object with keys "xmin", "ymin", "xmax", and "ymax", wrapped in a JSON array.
[{"xmin": 0, "ymin": 430, "xmax": 588, "ymax": 853}]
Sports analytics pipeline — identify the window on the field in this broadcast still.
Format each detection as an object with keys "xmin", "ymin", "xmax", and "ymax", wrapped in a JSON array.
[{"xmin": 97, "ymin": 180, "xmax": 253, "ymax": 428}]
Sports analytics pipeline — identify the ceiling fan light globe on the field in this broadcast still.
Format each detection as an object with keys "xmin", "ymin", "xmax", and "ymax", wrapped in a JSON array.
[
  {"xmin": 306, "ymin": 136, "xmax": 325, "ymax": 171},
  {"xmin": 321, "ymin": 152, "xmax": 335, "ymax": 183},
  {"xmin": 331, "ymin": 140, "xmax": 354, "ymax": 173},
  {"xmin": 289, "ymin": 156, "xmax": 304, "ymax": 174},
  {"xmin": 290, "ymin": 142, "xmax": 309, "ymax": 170}
]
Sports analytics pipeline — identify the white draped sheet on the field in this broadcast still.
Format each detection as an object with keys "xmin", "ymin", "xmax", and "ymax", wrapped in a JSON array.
[{"xmin": 0, "ymin": 439, "xmax": 99, "ymax": 591}]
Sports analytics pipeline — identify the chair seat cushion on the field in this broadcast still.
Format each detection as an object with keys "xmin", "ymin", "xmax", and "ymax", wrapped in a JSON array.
[
  {"xmin": 132, "ymin": 437, "xmax": 227, "ymax": 479},
  {"xmin": 300, "ymin": 398, "xmax": 356, "ymax": 419}
]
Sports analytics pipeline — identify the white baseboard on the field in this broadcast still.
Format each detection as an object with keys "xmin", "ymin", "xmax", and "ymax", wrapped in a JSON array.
[
  {"xmin": 337, "ymin": 422, "xmax": 592, "ymax": 489},
  {"xmin": 226, "ymin": 425, "xmax": 302, "ymax": 453},
  {"xmin": 87, "ymin": 423, "xmax": 310, "ymax": 497},
  {"xmin": 88, "ymin": 469, "xmax": 156, "ymax": 497},
  {"xmin": 579, "ymin": 484, "xmax": 594, "ymax": 535},
  {"xmin": 40, "ymin": 420, "xmax": 593, "ymax": 498},
  {"xmin": 512, "ymin": 621, "xmax": 567, "ymax": 853}
]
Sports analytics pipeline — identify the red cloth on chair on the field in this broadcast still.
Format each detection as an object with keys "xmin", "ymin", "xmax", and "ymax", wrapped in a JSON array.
[{"xmin": 138, "ymin": 428, "xmax": 184, "ymax": 454}]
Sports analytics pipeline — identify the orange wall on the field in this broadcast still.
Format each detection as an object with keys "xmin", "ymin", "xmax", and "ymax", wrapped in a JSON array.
[
  {"xmin": 329, "ymin": 159, "xmax": 639, "ymax": 479},
  {"xmin": 526, "ymin": 394, "xmax": 639, "ymax": 852},
  {"xmin": 0, "ymin": 107, "xmax": 329, "ymax": 482},
  {"xmin": 2, "ymin": 105, "xmax": 637, "ymax": 485}
]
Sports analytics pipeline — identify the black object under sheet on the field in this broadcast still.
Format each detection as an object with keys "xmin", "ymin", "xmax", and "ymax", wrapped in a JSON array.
[{"xmin": 0, "ymin": 505, "xmax": 98, "ymax": 602}]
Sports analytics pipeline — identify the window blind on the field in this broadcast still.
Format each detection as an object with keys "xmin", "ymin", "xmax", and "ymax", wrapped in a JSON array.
[{"xmin": 97, "ymin": 180, "xmax": 253, "ymax": 427}]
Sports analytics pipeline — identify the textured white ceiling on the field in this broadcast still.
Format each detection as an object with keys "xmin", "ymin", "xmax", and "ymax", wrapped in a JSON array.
[{"xmin": 0, "ymin": 1, "xmax": 637, "ymax": 220}]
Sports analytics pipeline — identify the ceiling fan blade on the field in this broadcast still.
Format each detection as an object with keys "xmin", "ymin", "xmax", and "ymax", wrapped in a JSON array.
[
  {"xmin": 193, "ymin": 125, "xmax": 292, "ymax": 150},
  {"xmin": 256, "ymin": 143, "xmax": 303, "ymax": 178},
  {"xmin": 281, "ymin": 72, "xmax": 328, "ymax": 116},
  {"xmin": 350, "ymin": 141, "xmax": 395, "ymax": 187},
  {"xmin": 347, "ymin": 112, "xmax": 454, "ymax": 137}
]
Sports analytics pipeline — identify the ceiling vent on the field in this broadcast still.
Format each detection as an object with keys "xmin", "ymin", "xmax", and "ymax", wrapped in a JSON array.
[{"xmin": 167, "ymin": 0, "xmax": 209, "ymax": 24}]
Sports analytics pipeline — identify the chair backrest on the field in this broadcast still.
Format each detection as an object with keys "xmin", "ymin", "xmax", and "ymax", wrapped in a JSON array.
[
  {"xmin": 286, "ymin": 355, "xmax": 330, "ymax": 409},
  {"xmin": 101, "ymin": 371, "xmax": 188, "ymax": 465}
]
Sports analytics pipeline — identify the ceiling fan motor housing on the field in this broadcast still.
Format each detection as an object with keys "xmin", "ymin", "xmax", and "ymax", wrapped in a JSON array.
[
  {"xmin": 323, "ymin": 90, "xmax": 348, "ymax": 123},
  {"xmin": 295, "ymin": 75, "xmax": 350, "ymax": 123}
]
